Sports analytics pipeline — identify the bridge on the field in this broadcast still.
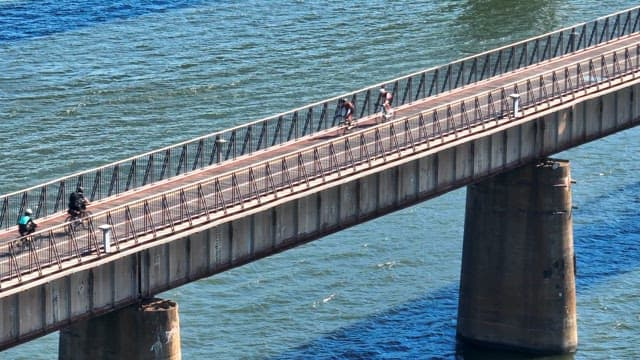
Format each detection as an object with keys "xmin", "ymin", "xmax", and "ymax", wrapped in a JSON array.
[{"xmin": 2, "ymin": 6, "xmax": 640, "ymax": 357}]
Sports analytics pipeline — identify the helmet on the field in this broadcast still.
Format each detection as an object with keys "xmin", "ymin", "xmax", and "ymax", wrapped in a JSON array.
[
  {"xmin": 25, "ymin": 208, "xmax": 32, "ymax": 215},
  {"xmin": 77, "ymin": 186, "xmax": 84, "ymax": 193}
]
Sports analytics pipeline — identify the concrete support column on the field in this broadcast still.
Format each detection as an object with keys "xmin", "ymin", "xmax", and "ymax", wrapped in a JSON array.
[
  {"xmin": 59, "ymin": 298, "xmax": 181, "ymax": 360},
  {"xmin": 457, "ymin": 159, "xmax": 577, "ymax": 354}
]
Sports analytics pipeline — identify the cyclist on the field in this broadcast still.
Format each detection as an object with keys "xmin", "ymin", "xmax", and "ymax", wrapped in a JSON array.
[
  {"xmin": 17, "ymin": 208, "xmax": 37, "ymax": 236},
  {"xmin": 68, "ymin": 186, "xmax": 89, "ymax": 217},
  {"xmin": 379, "ymin": 85, "xmax": 394, "ymax": 120},
  {"xmin": 341, "ymin": 98, "xmax": 355, "ymax": 127}
]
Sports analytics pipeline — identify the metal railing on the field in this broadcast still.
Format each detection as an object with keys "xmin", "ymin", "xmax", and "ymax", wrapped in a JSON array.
[
  {"xmin": 1, "ymin": 7, "xmax": 639, "ymax": 231},
  {"xmin": 2, "ymin": 42, "xmax": 639, "ymax": 288}
]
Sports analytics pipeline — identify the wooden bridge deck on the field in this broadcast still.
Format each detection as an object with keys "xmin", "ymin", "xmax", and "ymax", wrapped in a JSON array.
[{"xmin": 2, "ymin": 33, "xmax": 640, "ymax": 245}]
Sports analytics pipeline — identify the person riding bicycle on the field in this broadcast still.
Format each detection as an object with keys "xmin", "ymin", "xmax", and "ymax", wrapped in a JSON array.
[
  {"xmin": 379, "ymin": 85, "xmax": 394, "ymax": 120},
  {"xmin": 341, "ymin": 98, "xmax": 355, "ymax": 127},
  {"xmin": 68, "ymin": 186, "xmax": 89, "ymax": 217},
  {"xmin": 17, "ymin": 208, "xmax": 37, "ymax": 236}
]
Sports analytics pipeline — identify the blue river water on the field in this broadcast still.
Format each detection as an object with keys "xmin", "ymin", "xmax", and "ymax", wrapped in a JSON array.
[{"xmin": 1, "ymin": 1, "xmax": 639, "ymax": 359}]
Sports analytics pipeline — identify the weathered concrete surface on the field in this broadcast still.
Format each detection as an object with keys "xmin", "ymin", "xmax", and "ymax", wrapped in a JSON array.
[
  {"xmin": 59, "ymin": 298, "xmax": 181, "ymax": 360},
  {"xmin": 457, "ymin": 159, "xmax": 577, "ymax": 354}
]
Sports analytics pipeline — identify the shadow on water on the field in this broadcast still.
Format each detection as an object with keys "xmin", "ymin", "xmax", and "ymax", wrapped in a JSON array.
[
  {"xmin": 271, "ymin": 181, "xmax": 640, "ymax": 359},
  {"xmin": 572, "ymin": 180, "xmax": 640, "ymax": 287},
  {"xmin": 270, "ymin": 285, "xmax": 574, "ymax": 360},
  {"xmin": 0, "ymin": 0, "xmax": 206, "ymax": 42},
  {"xmin": 275, "ymin": 290, "xmax": 460, "ymax": 359}
]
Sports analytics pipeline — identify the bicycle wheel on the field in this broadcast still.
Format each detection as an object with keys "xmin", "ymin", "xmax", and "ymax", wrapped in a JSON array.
[
  {"xmin": 10, "ymin": 239, "xmax": 25, "ymax": 254},
  {"xmin": 80, "ymin": 210, "xmax": 93, "ymax": 229},
  {"xmin": 20, "ymin": 238, "xmax": 32, "ymax": 252},
  {"xmin": 64, "ymin": 215, "xmax": 80, "ymax": 234},
  {"xmin": 32, "ymin": 234, "xmax": 44, "ymax": 249}
]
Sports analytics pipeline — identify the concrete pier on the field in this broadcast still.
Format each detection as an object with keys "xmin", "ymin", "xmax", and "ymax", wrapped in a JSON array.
[
  {"xmin": 59, "ymin": 298, "xmax": 181, "ymax": 360},
  {"xmin": 457, "ymin": 159, "xmax": 577, "ymax": 354}
]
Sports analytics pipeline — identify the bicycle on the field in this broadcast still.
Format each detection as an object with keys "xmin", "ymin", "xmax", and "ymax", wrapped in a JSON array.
[
  {"xmin": 65, "ymin": 209, "xmax": 93, "ymax": 234},
  {"xmin": 10, "ymin": 237, "xmax": 29, "ymax": 253},
  {"xmin": 10, "ymin": 234, "xmax": 43, "ymax": 254},
  {"xmin": 377, "ymin": 104, "xmax": 395, "ymax": 124},
  {"xmin": 333, "ymin": 114, "xmax": 356, "ymax": 135}
]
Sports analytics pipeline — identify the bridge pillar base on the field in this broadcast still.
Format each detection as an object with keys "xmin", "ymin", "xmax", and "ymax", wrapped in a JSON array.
[
  {"xmin": 457, "ymin": 159, "xmax": 577, "ymax": 354},
  {"xmin": 58, "ymin": 298, "xmax": 181, "ymax": 360}
]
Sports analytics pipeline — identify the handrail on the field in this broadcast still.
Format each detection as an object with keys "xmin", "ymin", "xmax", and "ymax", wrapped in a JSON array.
[
  {"xmin": 2, "ymin": 42, "xmax": 639, "ymax": 288},
  {"xmin": 0, "ymin": 6, "xmax": 639, "ymax": 231}
]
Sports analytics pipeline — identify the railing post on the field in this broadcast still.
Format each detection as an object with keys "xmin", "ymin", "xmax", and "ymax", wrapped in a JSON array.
[
  {"xmin": 510, "ymin": 93, "xmax": 521, "ymax": 117},
  {"xmin": 569, "ymin": 30, "xmax": 576, "ymax": 53},
  {"xmin": 99, "ymin": 225, "xmax": 112, "ymax": 253},
  {"xmin": 215, "ymin": 135, "xmax": 227, "ymax": 164}
]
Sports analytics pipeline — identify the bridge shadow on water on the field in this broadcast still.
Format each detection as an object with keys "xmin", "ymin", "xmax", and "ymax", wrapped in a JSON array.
[
  {"xmin": 0, "ymin": 0, "xmax": 206, "ymax": 42},
  {"xmin": 269, "ymin": 285, "xmax": 574, "ymax": 360},
  {"xmin": 572, "ymin": 180, "xmax": 640, "ymax": 288},
  {"xmin": 270, "ymin": 181, "xmax": 640, "ymax": 360}
]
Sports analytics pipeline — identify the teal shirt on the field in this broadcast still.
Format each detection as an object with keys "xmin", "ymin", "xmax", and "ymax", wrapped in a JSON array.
[{"xmin": 18, "ymin": 215, "xmax": 31, "ymax": 225}]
